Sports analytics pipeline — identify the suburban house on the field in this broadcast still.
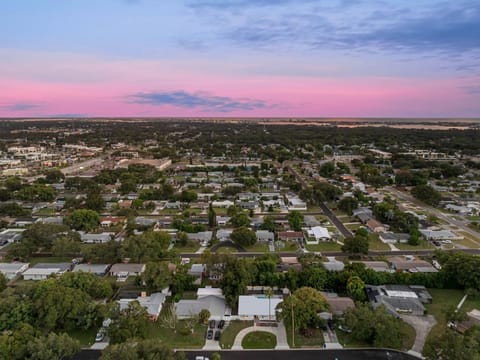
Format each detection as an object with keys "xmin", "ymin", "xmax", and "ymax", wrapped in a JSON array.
[
  {"xmin": 304, "ymin": 216, "xmax": 320, "ymax": 227},
  {"xmin": 238, "ymin": 295, "xmax": 284, "ymax": 321},
  {"xmin": 353, "ymin": 207, "xmax": 373, "ymax": 224},
  {"xmin": 366, "ymin": 284, "xmax": 432, "ymax": 316},
  {"xmin": 306, "ymin": 226, "xmax": 331, "ymax": 244},
  {"xmin": 135, "ymin": 217, "xmax": 157, "ymax": 227},
  {"xmin": 23, "ymin": 262, "xmax": 71, "ymax": 281},
  {"xmin": 79, "ymin": 232, "xmax": 114, "ymax": 244},
  {"xmin": 0, "ymin": 262, "xmax": 29, "ymax": 280},
  {"xmin": 286, "ymin": 195, "xmax": 307, "ymax": 211},
  {"xmin": 73, "ymin": 264, "xmax": 110, "ymax": 276},
  {"xmin": 216, "ymin": 229, "xmax": 233, "ymax": 242},
  {"xmin": 211, "ymin": 200, "xmax": 234, "ymax": 208},
  {"xmin": 276, "ymin": 231, "xmax": 304, "ymax": 242},
  {"xmin": 188, "ymin": 264, "xmax": 206, "ymax": 282},
  {"xmin": 256, "ymin": 230, "xmax": 275, "ymax": 242},
  {"xmin": 100, "ymin": 216, "xmax": 126, "ymax": 227},
  {"xmin": 0, "ymin": 228, "xmax": 24, "ymax": 245},
  {"xmin": 216, "ymin": 216, "xmax": 231, "ymax": 226},
  {"xmin": 118, "ymin": 292, "xmax": 166, "ymax": 321},
  {"xmin": 187, "ymin": 231, "xmax": 213, "ymax": 245},
  {"xmin": 277, "ymin": 257, "xmax": 303, "ymax": 272},
  {"xmin": 419, "ymin": 229, "xmax": 462, "ymax": 241},
  {"xmin": 366, "ymin": 219, "xmax": 386, "ymax": 233},
  {"xmin": 109, "ymin": 263, "xmax": 146, "ymax": 279},
  {"xmin": 389, "ymin": 257, "xmax": 438, "ymax": 273},
  {"xmin": 13, "ymin": 217, "xmax": 37, "ymax": 227},
  {"xmin": 379, "ymin": 232, "xmax": 410, "ymax": 244},
  {"xmin": 36, "ymin": 217, "xmax": 64, "ymax": 225},
  {"xmin": 355, "ymin": 261, "xmax": 392, "ymax": 272},
  {"xmin": 323, "ymin": 257, "xmax": 345, "ymax": 271},
  {"xmin": 176, "ymin": 293, "xmax": 230, "ymax": 320},
  {"xmin": 320, "ymin": 292, "xmax": 355, "ymax": 315}
]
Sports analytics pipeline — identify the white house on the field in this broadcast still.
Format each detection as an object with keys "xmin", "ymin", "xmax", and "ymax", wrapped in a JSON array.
[
  {"xmin": 118, "ymin": 292, "xmax": 166, "ymax": 321},
  {"xmin": 238, "ymin": 295, "xmax": 283, "ymax": 321},
  {"xmin": 286, "ymin": 195, "xmax": 307, "ymax": 211},
  {"xmin": 23, "ymin": 268, "xmax": 62, "ymax": 281},
  {"xmin": 306, "ymin": 226, "xmax": 331, "ymax": 244},
  {"xmin": 0, "ymin": 262, "xmax": 29, "ymax": 280}
]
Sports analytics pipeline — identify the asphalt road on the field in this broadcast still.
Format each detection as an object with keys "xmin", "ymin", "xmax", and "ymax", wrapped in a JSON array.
[
  {"xmin": 187, "ymin": 350, "xmax": 419, "ymax": 360},
  {"xmin": 74, "ymin": 349, "xmax": 420, "ymax": 360},
  {"xmin": 284, "ymin": 162, "xmax": 353, "ymax": 239},
  {"xmin": 385, "ymin": 186, "xmax": 480, "ymax": 242}
]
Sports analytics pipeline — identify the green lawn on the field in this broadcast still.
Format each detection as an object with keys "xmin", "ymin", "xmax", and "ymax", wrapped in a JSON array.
[
  {"xmin": 244, "ymin": 243, "xmax": 269, "ymax": 252},
  {"xmin": 146, "ymin": 321, "xmax": 207, "ymax": 349},
  {"xmin": 457, "ymin": 232, "xmax": 480, "ymax": 247},
  {"xmin": 284, "ymin": 322, "xmax": 324, "ymax": 348},
  {"xmin": 220, "ymin": 320, "xmax": 254, "ymax": 349},
  {"xmin": 68, "ymin": 327, "xmax": 98, "ymax": 347},
  {"xmin": 424, "ymin": 289, "xmax": 465, "ymax": 346},
  {"xmin": 33, "ymin": 207, "xmax": 56, "ymax": 216},
  {"xmin": 395, "ymin": 240, "xmax": 434, "ymax": 250},
  {"xmin": 176, "ymin": 242, "xmax": 201, "ymax": 253},
  {"xmin": 467, "ymin": 216, "xmax": 480, "ymax": 221},
  {"xmin": 277, "ymin": 241, "xmax": 299, "ymax": 252},
  {"xmin": 216, "ymin": 247, "xmax": 238, "ymax": 254},
  {"xmin": 241, "ymin": 331, "xmax": 277, "ymax": 349},
  {"xmin": 305, "ymin": 242, "xmax": 342, "ymax": 252},
  {"xmin": 345, "ymin": 224, "xmax": 362, "ymax": 231},
  {"xmin": 29, "ymin": 256, "xmax": 73, "ymax": 265},
  {"xmin": 368, "ymin": 234, "xmax": 391, "ymax": 251}
]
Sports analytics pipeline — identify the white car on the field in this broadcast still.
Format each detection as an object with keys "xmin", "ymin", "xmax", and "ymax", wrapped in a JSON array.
[{"xmin": 195, "ymin": 357, "xmax": 210, "ymax": 360}]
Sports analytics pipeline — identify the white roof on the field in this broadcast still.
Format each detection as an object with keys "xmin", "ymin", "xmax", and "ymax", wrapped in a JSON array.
[
  {"xmin": 197, "ymin": 287, "xmax": 223, "ymax": 298},
  {"xmin": 385, "ymin": 289, "xmax": 418, "ymax": 299},
  {"xmin": 119, "ymin": 292, "xmax": 166, "ymax": 317},
  {"xmin": 307, "ymin": 226, "xmax": 331, "ymax": 240},
  {"xmin": 0, "ymin": 262, "xmax": 29, "ymax": 272},
  {"xmin": 23, "ymin": 268, "xmax": 61, "ymax": 276},
  {"xmin": 238, "ymin": 295, "xmax": 283, "ymax": 317}
]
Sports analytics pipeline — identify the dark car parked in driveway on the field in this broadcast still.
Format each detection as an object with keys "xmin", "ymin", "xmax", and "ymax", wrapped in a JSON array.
[
  {"xmin": 214, "ymin": 330, "xmax": 221, "ymax": 341},
  {"xmin": 209, "ymin": 320, "xmax": 216, "ymax": 329},
  {"xmin": 218, "ymin": 320, "xmax": 225, "ymax": 329},
  {"xmin": 207, "ymin": 330, "xmax": 214, "ymax": 340}
]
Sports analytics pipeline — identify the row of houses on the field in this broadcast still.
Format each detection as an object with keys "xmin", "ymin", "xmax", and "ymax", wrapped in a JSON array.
[{"xmin": 0, "ymin": 262, "xmax": 146, "ymax": 281}]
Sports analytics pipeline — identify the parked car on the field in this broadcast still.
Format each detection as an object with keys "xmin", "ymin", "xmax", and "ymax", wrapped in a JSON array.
[
  {"xmin": 95, "ymin": 331, "xmax": 105, "ymax": 342},
  {"xmin": 218, "ymin": 320, "xmax": 225, "ymax": 329},
  {"xmin": 195, "ymin": 357, "xmax": 210, "ymax": 360},
  {"xmin": 433, "ymin": 240, "xmax": 441, "ymax": 247},
  {"xmin": 327, "ymin": 319, "xmax": 335, "ymax": 331},
  {"xmin": 214, "ymin": 330, "xmax": 221, "ymax": 341},
  {"xmin": 338, "ymin": 325, "xmax": 352, "ymax": 333},
  {"xmin": 207, "ymin": 330, "xmax": 214, "ymax": 340},
  {"xmin": 209, "ymin": 320, "xmax": 216, "ymax": 329}
]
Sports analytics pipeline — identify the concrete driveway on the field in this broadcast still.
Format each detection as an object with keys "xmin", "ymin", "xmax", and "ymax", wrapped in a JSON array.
[
  {"xmin": 232, "ymin": 321, "xmax": 289, "ymax": 350},
  {"xmin": 400, "ymin": 314, "xmax": 436, "ymax": 355}
]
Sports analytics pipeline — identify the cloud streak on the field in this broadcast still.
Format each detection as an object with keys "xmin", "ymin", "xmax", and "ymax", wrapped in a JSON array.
[
  {"xmin": 126, "ymin": 90, "xmax": 276, "ymax": 112},
  {"xmin": 195, "ymin": 0, "xmax": 480, "ymax": 56},
  {"xmin": 0, "ymin": 103, "xmax": 41, "ymax": 111}
]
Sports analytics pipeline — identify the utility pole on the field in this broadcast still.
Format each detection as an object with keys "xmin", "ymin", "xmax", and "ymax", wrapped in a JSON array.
[{"xmin": 291, "ymin": 297, "xmax": 295, "ymax": 347}]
